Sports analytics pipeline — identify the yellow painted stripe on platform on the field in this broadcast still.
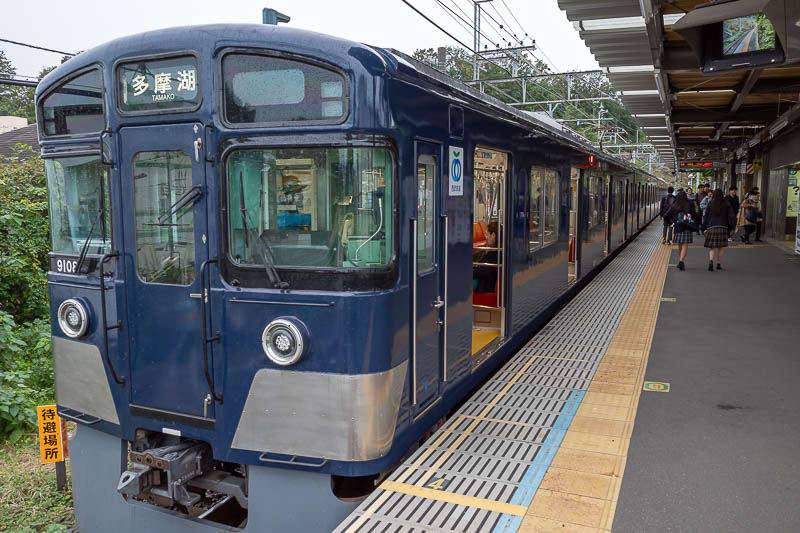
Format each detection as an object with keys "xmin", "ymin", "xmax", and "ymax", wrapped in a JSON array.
[
  {"xmin": 520, "ymin": 238, "xmax": 671, "ymax": 532},
  {"xmin": 381, "ymin": 480, "xmax": 528, "ymax": 516}
]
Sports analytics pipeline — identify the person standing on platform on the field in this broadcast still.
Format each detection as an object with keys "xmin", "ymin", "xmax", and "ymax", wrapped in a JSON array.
[
  {"xmin": 703, "ymin": 189, "xmax": 735, "ymax": 271},
  {"xmin": 700, "ymin": 188, "xmax": 713, "ymax": 220},
  {"xmin": 666, "ymin": 190, "xmax": 697, "ymax": 271},
  {"xmin": 740, "ymin": 192, "xmax": 760, "ymax": 244},
  {"xmin": 751, "ymin": 187, "xmax": 763, "ymax": 242},
  {"xmin": 695, "ymin": 184, "xmax": 706, "ymax": 234},
  {"xmin": 725, "ymin": 186, "xmax": 739, "ymax": 241},
  {"xmin": 659, "ymin": 186, "xmax": 676, "ymax": 244}
]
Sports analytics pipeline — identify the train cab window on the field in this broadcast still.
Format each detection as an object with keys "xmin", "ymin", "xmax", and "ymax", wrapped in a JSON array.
[
  {"xmin": 543, "ymin": 169, "xmax": 559, "ymax": 246},
  {"xmin": 417, "ymin": 155, "xmax": 436, "ymax": 272},
  {"xmin": 226, "ymin": 147, "xmax": 393, "ymax": 271},
  {"xmin": 222, "ymin": 53, "xmax": 348, "ymax": 125},
  {"xmin": 45, "ymin": 156, "xmax": 111, "ymax": 256},
  {"xmin": 529, "ymin": 167, "xmax": 543, "ymax": 251},
  {"xmin": 133, "ymin": 151, "xmax": 196, "ymax": 285},
  {"xmin": 41, "ymin": 69, "xmax": 104, "ymax": 136}
]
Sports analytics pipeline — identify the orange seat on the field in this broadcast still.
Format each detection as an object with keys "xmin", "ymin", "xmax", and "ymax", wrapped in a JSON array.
[
  {"xmin": 472, "ymin": 268, "xmax": 502, "ymax": 307},
  {"xmin": 473, "ymin": 221, "xmax": 487, "ymax": 247}
]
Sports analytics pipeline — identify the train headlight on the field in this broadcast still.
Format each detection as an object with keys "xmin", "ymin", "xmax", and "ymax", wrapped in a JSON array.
[
  {"xmin": 261, "ymin": 318, "xmax": 307, "ymax": 366},
  {"xmin": 57, "ymin": 299, "xmax": 89, "ymax": 338}
]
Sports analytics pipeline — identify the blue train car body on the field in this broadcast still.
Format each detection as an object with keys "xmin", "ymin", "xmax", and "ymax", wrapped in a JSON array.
[{"xmin": 36, "ymin": 24, "xmax": 662, "ymax": 531}]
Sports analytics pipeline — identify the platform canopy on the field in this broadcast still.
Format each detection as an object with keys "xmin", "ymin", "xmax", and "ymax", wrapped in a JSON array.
[{"xmin": 559, "ymin": 0, "xmax": 800, "ymax": 169}]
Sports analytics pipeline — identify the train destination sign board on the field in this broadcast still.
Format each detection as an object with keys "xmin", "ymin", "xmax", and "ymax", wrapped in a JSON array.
[{"xmin": 118, "ymin": 55, "xmax": 200, "ymax": 113}]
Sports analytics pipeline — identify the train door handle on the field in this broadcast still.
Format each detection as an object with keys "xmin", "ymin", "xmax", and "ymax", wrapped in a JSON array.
[
  {"xmin": 193, "ymin": 137, "xmax": 203, "ymax": 162},
  {"xmin": 432, "ymin": 297, "xmax": 445, "ymax": 309}
]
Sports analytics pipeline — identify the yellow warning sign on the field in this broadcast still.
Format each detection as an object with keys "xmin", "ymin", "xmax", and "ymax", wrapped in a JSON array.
[
  {"xmin": 643, "ymin": 381, "xmax": 670, "ymax": 392},
  {"xmin": 36, "ymin": 405, "xmax": 68, "ymax": 463}
]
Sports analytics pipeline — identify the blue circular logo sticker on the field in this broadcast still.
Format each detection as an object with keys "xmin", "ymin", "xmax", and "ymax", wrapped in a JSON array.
[{"xmin": 451, "ymin": 158, "xmax": 462, "ymax": 182}]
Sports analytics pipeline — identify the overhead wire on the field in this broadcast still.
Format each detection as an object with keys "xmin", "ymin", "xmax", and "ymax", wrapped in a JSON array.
[
  {"xmin": 435, "ymin": 0, "xmax": 498, "ymax": 47},
  {"xmin": 0, "ymin": 38, "xmax": 74, "ymax": 56}
]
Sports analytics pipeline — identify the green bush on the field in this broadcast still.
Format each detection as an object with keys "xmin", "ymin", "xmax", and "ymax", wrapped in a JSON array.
[
  {"xmin": 0, "ymin": 310, "xmax": 53, "ymax": 442},
  {"xmin": 0, "ymin": 147, "xmax": 50, "ymax": 323}
]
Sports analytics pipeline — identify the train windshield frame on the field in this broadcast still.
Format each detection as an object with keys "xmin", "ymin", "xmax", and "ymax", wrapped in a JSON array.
[
  {"xmin": 222, "ymin": 144, "xmax": 397, "ymax": 291},
  {"xmin": 44, "ymin": 155, "xmax": 112, "ymax": 257}
]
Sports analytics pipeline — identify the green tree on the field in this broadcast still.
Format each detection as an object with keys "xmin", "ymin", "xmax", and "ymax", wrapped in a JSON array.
[
  {"xmin": 412, "ymin": 46, "xmax": 644, "ymax": 152},
  {"xmin": 0, "ymin": 148, "xmax": 50, "ymax": 322},
  {"xmin": 0, "ymin": 50, "xmax": 67, "ymax": 123}
]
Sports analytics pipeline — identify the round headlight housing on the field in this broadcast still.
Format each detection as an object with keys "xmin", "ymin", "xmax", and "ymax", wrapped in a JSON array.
[
  {"xmin": 261, "ymin": 318, "xmax": 306, "ymax": 366},
  {"xmin": 57, "ymin": 299, "xmax": 89, "ymax": 338}
]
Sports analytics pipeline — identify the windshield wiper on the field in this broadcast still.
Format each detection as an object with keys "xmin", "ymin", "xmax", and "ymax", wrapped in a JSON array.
[
  {"xmin": 76, "ymin": 175, "xmax": 109, "ymax": 274},
  {"xmin": 238, "ymin": 171, "xmax": 288, "ymax": 289},
  {"xmin": 157, "ymin": 185, "xmax": 203, "ymax": 225}
]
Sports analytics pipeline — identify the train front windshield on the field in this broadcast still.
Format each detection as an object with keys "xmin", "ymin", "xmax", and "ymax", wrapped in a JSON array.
[
  {"xmin": 227, "ymin": 147, "xmax": 393, "ymax": 269},
  {"xmin": 45, "ymin": 156, "xmax": 111, "ymax": 257}
]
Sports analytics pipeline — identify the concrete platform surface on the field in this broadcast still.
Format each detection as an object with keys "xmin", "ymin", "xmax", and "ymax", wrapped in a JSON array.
[{"xmin": 613, "ymin": 241, "xmax": 800, "ymax": 532}]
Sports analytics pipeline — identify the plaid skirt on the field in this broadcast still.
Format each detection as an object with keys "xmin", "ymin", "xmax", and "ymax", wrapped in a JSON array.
[
  {"xmin": 673, "ymin": 230, "xmax": 693, "ymax": 244},
  {"xmin": 704, "ymin": 226, "xmax": 729, "ymax": 248}
]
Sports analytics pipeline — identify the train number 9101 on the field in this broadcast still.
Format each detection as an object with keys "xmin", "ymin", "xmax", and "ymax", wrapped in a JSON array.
[{"xmin": 56, "ymin": 258, "xmax": 79, "ymax": 273}]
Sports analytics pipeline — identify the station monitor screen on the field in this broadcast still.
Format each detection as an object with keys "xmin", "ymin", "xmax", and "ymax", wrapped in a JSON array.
[{"xmin": 722, "ymin": 14, "xmax": 776, "ymax": 55}]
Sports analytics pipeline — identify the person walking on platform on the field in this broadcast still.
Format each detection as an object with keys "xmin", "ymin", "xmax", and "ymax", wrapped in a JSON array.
[
  {"xmin": 740, "ymin": 192, "xmax": 760, "ymax": 244},
  {"xmin": 725, "ymin": 186, "xmax": 739, "ymax": 241},
  {"xmin": 666, "ymin": 190, "xmax": 697, "ymax": 271},
  {"xmin": 703, "ymin": 189, "xmax": 735, "ymax": 271},
  {"xmin": 659, "ymin": 186, "xmax": 676, "ymax": 244}
]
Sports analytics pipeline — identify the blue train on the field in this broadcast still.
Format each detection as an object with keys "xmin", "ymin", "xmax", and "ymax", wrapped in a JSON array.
[{"xmin": 36, "ymin": 24, "xmax": 662, "ymax": 532}]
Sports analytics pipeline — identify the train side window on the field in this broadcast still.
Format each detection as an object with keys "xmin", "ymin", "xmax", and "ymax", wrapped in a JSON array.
[
  {"xmin": 417, "ymin": 155, "xmax": 436, "ymax": 272},
  {"xmin": 529, "ymin": 167, "xmax": 543, "ymax": 251},
  {"xmin": 543, "ymin": 169, "xmax": 559, "ymax": 246},
  {"xmin": 222, "ymin": 52, "xmax": 348, "ymax": 126},
  {"xmin": 133, "ymin": 151, "xmax": 196, "ymax": 285},
  {"xmin": 40, "ymin": 68, "xmax": 104, "ymax": 137}
]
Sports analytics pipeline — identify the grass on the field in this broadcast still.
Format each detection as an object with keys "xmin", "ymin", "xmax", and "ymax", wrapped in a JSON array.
[{"xmin": 0, "ymin": 431, "xmax": 74, "ymax": 533}]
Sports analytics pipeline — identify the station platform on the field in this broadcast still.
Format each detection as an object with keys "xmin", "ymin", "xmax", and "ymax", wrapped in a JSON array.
[{"xmin": 334, "ymin": 225, "xmax": 800, "ymax": 532}]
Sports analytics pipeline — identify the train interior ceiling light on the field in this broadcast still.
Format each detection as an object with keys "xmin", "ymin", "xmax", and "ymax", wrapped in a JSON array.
[{"xmin": 672, "ymin": 0, "xmax": 800, "ymax": 73}]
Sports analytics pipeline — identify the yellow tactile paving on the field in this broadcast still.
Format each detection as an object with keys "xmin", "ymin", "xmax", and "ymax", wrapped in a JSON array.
[
  {"xmin": 576, "ymin": 403, "xmax": 631, "ymax": 421},
  {"xmin": 582, "ymin": 391, "xmax": 635, "ymax": 407},
  {"xmin": 527, "ymin": 489, "xmax": 607, "ymax": 528},
  {"xmin": 568, "ymin": 416, "xmax": 627, "ymax": 437},
  {"xmin": 538, "ymin": 466, "xmax": 620, "ymax": 500},
  {"xmin": 587, "ymin": 382, "xmax": 635, "ymax": 396},
  {"xmin": 550, "ymin": 448, "xmax": 626, "ymax": 477},
  {"xmin": 561, "ymin": 431, "xmax": 628, "ymax": 456},
  {"xmin": 518, "ymin": 516, "xmax": 600, "ymax": 533},
  {"xmin": 520, "ymin": 239, "xmax": 671, "ymax": 532}
]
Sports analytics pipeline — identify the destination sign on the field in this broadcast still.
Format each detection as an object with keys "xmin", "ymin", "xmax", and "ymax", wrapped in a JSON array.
[{"xmin": 118, "ymin": 56, "xmax": 200, "ymax": 113}]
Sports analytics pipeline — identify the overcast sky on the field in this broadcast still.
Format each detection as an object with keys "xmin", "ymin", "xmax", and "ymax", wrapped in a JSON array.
[{"xmin": 1, "ymin": 0, "xmax": 599, "ymax": 78}]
